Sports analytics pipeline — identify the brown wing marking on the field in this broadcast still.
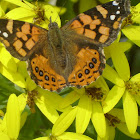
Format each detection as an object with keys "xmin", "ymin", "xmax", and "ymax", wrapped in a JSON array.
[
  {"xmin": 68, "ymin": 47, "xmax": 105, "ymax": 88},
  {"xmin": 28, "ymin": 54, "xmax": 66, "ymax": 91}
]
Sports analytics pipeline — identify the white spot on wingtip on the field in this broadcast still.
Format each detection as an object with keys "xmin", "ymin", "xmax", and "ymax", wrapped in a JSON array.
[
  {"xmin": 116, "ymin": 11, "xmax": 120, "ymax": 14},
  {"xmin": 3, "ymin": 32, "xmax": 8, "ymax": 38},
  {"xmin": 112, "ymin": 1, "xmax": 119, "ymax": 6},
  {"xmin": 0, "ymin": 31, "xmax": 1, "ymax": 33},
  {"xmin": 118, "ymin": 7, "xmax": 120, "ymax": 9},
  {"xmin": 110, "ymin": 15, "xmax": 116, "ymax": 20}
]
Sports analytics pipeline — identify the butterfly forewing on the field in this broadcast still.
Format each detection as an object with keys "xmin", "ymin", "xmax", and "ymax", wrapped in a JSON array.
[
  {"xmin": 62, "ymin": 0, "xmax": 130, "ymax": 47},
  {"xmin": 0, "ymin": 19, "xmax": 47, "ymax": 60}
]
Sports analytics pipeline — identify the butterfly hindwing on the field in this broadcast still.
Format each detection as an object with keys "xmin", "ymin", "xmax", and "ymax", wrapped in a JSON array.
[
  {"xmin": 28, "ymin": 53, "xmax": 67, "ymax": 91},
  {"xmin": 62, "ymin": 0, "xmax": 130, "ymax": 47},
  {"xmin": 68, "ymin": 43, "xmax": 105, "ymax": 88},
  {"xmin": 0, "ymin": 19, "xmax": 47, "ymax": 60}
]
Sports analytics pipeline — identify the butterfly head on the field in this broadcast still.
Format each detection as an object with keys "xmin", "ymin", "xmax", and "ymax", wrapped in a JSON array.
[{"xmin": 48, "ymin": 17, "xmax": 59, "ymax": 30}]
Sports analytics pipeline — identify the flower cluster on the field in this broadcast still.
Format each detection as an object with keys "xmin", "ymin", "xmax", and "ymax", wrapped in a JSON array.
[{"xmin": 0, "ymin": 0, "xmax": 140, "ymax": 140}]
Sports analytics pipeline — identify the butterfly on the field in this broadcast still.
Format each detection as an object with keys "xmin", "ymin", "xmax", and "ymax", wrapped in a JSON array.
[{"xmin": 0, "ymin": 0, "xmax": 130, "ymax": 92}]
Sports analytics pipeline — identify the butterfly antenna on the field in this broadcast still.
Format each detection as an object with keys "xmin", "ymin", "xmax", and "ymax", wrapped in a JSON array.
[{"xmin": 54, "ymin": 1, "xmax": 67, "ymax": 23}]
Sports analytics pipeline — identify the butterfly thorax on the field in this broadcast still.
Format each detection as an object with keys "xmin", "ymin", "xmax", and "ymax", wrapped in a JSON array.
[{"xmin": 47, "ymin": 22, "xmax": 67, "ymax": 73}]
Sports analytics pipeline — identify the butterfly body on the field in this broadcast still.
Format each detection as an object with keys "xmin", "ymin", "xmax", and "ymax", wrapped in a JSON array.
[{"xmin": 0, "ymin": 0, "xmax": 130, "ymax": 92}]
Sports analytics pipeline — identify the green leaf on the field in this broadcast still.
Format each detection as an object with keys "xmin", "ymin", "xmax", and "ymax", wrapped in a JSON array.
[
  {"xmin": 122, "ymin": 25, "xmax": 140, "ymax": 47},
  {"xmin": 76, "ymin": 94, "xmax": 92, "ymax": 133},
  {"xmin": 103, "ymin": 85, "xmax": 125, "ymax": 113},
  {"xmin": 109, "ymin": 43, "xmax": 130, "ymax": 81},
  {"xmin": 52, "ymin": 107, "xmax": 77, "ymax": 136},
  {"xmin": 91, "ymin": 101, "xmax": 106, "ymax": 138},
  {"xmin": 123, "ymin": 90, "xmax": 138, "ymax": 134},
  {"xmin": 102, "ymin": 64, "xmax": 125, "ymax": 87}
]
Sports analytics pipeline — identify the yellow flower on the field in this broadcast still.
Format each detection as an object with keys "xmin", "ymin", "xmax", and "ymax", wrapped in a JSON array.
[
  {"xmin": 103, "ymin": 41, "xmax": 140, "ymax": 134},
  {"xmin": 98, "ymin": 108, "xmax": 140, "ymax": 140},
  {"xmin": 0, "ymin": 93, "xmax": 27, "ymax": 140}
]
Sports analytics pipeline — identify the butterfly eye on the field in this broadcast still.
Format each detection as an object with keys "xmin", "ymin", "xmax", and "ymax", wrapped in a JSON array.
[
  {"xmin": 39, "ymin": 70, "xmax": 43, "ymax": 76},
  {"xmin": 92, "ymin": 58, "xmax": 97, "ymax": 64},
  {"xmin": 89, "ymin": 62, "xmax": 94, "ymax": 69},
  {"xmin": 85, "ymin": 69, "xmax": 90, "ymax": 75}
]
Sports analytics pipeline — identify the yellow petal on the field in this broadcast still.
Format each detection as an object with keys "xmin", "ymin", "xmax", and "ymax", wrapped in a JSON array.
[
  {"xmin": 59, "ymin": 90, "xmax": 80, "ymax": 109},
  {"xmin": 123, "ymin": 90, "xmax": 138, "ymax": 134},
  {"xmin": 117, "ymin": 123, "xmax": 140, "ymax": 139},
  {"xmin": 76, "ymin": 95, "xmax": 92, "ymax": 133},
  {"xmin": 6, "ymin": 94, "xmax": 20, "ymax": 139},
  {"xmin": 135, "ymin": 94, "xmax": 140, "ymax": 106},
  {"xmin": 104, "ymin": 42, "xmax": 132, "ymax": 60},
  {"xmin": 0, "ymin": 132, "xmax": 10, "ymax": 140},
  {"xmin": 57, "ymin": 132, "xmax": 93, "ymax": 140},
  {"xmin": 35, "ymin": 90, "xmax": 59, "ymax": 124},
  {"xmin": 122, "ymin": 25, "xmax": 140, "ymax": 47},
  {"xmin": 4, "ymin": 0, "xmax": 34, "ymax": 9},
  {"xmin": 20, "ymin": 111, "xmax": 28, "ymax": 129},
  {"xmin": 18, "ymin": 93, "xmax": 27, "ymax": 113},
  {"xmin": 91, "ymin": 101, "xmax": 106, "ymax": 138},
  {"xmin": 0, "ymin": 45, "xmax": 17, "ymax": 72},
  {"xmin": 102, "ymin": 64, "xmax": 125, "ymax": 87},
  {"xmin": 43, "ymin": 5, "xmax": 61, "ymax": 28},
  {"xmin": 6, "ymin": 7, "xmax": 35, "ymax": 20},
  {"xmin": 108, "ymin": 108, "xmax": 125, "ymax": 123},
  {"xmin": 130, "ymin": 73, "xmax": 140, "ymax": 82},
  {"xmin": 26, "ymin": 76, "xmax": 37, "ymax": 91},
  {"xmin": 0, "ymin": 5, "xmax": 5, "ymax": 17},
  {"xmin": 103, "ymin": 85, "xmax": 125, "ymax": 113},
  {"xmin": 88, "ymin": 76, "xmax": 109, "ymax": 93},
  {"xmin": 97, "ymin": 121, "xmax": 115, "ymax": 140},
  {"xmin": 109, "ymin": 43, "xmax": 130, "ymax": 81},
  {"xmin": 36, "ymin": 87, "xmax": 70, "ymax": 112},
  {"xmin": 52, "ymin": 107, "xmax": 77, "ymax": 136},
  {"xmin": 0, "ymin": 110, "xmax": 4, "ymax": 116},
  {"xmin": 33, "ymin": 137, "xmax": 50, "ymax": 140}
]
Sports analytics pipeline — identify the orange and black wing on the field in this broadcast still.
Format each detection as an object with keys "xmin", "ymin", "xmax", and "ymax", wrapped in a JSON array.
[
  {"xmin": 62, "ymin": 0, "xmax": 130, "ymax": 46},
  {"xmin": 61, "ymin": 0, "xmax": 130, "ymax": 88},
  {"xmin": 0, "ymin": 19, "xmax": 47, "ymax": 60}
]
